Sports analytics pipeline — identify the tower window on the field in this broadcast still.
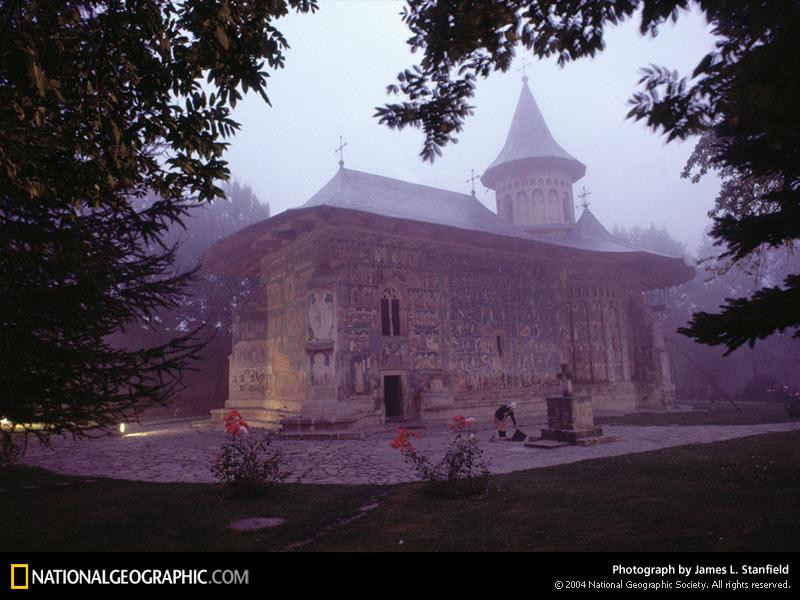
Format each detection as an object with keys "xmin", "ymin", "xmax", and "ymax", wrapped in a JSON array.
[
  {"xmin": 548, "ymin": 189, "xmax": 560, "ymax": 220},
  {"xmin": 496, "ymin": 335, "xmax": 504, "ymax": 357},
  {"xmin": 502, "ymin": 194, "xmax": 513, "ymax": 220},
  {"xmin": 381, "ymin": 286, "xmax": 402, "ymax": 336}
]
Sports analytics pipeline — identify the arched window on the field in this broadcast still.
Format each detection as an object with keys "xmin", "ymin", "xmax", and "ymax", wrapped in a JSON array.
[
  {"xmin": 502, "ymin": 194, "xmax": 513, "ymax": 220},
  {"xmin": 381, "ymin": 286, "xmax": 402, "ymax": 336},
  {"xmin": 532, "ymin": 189, "xmax": 544, "ymax": 222},
  {"xmin": 516, "ymin": 190, "xmax": 528, "ymax": 223},
  {"xmin": 548, "ymin": 189, "xmax": 560, "ymax": 220}
]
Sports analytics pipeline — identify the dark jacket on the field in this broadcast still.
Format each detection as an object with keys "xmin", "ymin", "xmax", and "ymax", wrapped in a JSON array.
[{"xmin": 494, "ymin": 404, "xmax": 517, "ymax": 426}]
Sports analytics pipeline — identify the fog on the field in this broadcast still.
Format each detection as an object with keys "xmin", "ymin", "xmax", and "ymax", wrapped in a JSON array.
[{"xmin": 224, "ymin": 0, "xmax": 721, "ymax": 255}]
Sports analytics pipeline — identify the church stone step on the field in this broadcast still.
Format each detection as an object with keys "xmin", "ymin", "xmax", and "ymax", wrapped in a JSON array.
[
  {"xmin": 524, "ymin": 438, "xmax": 572, "ymax": 449},
  {"xmin": 276, "ymin": 429, "xmax": 375, "ymax": 441},
  {"xmin": 222, "ymin": 399, "xmax": 271, "ymax": 409},
  {"xmin": 204, "ymin": 408, "xmax": 291, "ymax": 430},
  {"xmin": 201, "ymin": 408, "xmax": 384, "ymax": 436},
  {"xmin": 280, "ymin": 413, "xmax": 381, "ymax": 433}
]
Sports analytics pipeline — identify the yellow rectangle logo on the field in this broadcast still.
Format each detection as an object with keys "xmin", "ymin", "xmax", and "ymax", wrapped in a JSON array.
[{"xmin": 10, "ymin": 564, "xmax": 29, "ymax": 590}]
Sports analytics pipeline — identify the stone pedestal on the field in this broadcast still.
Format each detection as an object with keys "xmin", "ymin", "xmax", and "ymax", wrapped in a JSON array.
[{"xmin": 527, "ymin": 393, "xmax": 613, "ymax": 447}]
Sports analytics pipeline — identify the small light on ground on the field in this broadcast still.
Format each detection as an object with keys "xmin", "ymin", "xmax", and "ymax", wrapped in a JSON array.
[{"xmin": 119, "ymin": 423, "xmax": 126, "ymax": 434}]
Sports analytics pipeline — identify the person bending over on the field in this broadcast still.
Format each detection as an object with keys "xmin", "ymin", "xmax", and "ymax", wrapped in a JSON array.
[{"xmin": 492, "ymin": 402, "xmax": 517, "ymax": 441}]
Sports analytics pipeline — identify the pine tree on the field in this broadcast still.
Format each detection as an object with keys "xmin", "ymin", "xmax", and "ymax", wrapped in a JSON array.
[{"xmin": 0, "ymin": 1, "xmax": 316, "ymax": 459}]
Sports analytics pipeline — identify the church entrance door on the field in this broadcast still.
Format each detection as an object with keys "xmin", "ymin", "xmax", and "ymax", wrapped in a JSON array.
[{"xmin": 383, "ymin": 375, "xmax": 403, "ymax": 419}]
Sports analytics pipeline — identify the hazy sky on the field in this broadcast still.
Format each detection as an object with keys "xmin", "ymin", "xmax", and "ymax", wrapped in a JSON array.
[{"xmin": 224, "ymin": 0, "xmax": 721, "ymax": 255}]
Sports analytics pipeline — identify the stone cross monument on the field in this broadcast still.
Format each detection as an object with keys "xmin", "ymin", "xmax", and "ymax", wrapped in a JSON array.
[
  {"xmin": 556, "ymin": 362, "xmax": 574, "ymax": 397},
  {"xmin": 526, "ymin": 363, "xmax": 613, "ymax": 448}
]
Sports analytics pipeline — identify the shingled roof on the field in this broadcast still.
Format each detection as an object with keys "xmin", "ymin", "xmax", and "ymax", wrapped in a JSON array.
[
  {"xmin": 202, "ymin": 166, "xmax": 694, "ymax": 289},
  {"xmin": 562, "ymin": 208, "xmax": 656, "ymax": 254},
  {"xmin": 302, "ymin": 167, "xmax": 532, "ymax": 241},
  {"xmin": 555, "ymin": 208, "xmax": 694, "ymax": 288}
]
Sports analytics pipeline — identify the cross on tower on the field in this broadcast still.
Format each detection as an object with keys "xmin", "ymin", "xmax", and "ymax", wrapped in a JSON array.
[
  {"xmin": 578, "ymin": 186, "xmax": 592, "ymax": 210},
  {"xmin": 334, "ymin": 135, "xmax": 347, "ymax": 168},
  {"xmin": 517, "ymin": 57, "xmax": 532, "ymax": 83},
  {"xmin": 466, "ymin": 169, "xmax": 479, "ymax": 197},
  {"xmin": 556, "ymin": 363, "xmax": 574, "ymax": 398}
]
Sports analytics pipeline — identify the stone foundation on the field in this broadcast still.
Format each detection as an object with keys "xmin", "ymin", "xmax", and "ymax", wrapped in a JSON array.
[{"xmin": 529, "ymin": 393, "xmax": 615, "ymax": 447}]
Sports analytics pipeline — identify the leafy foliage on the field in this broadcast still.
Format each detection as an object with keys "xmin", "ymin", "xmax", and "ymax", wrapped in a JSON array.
[
  {"xmin": 615, "ymin": 223, "xmax": 800, "ymax": 400},
  {"xmin": 109, "ymin": 181, "xmax": 270, "ymax": 419},
  {"xmin": 679, "ymin": 130, "xmax": 800, "ymax": 353},
  {"xmin": 376, "ymin": 0, "xmax": 680, "ymax": 162},
  {"xmin": 680, "ymin": 275, "xmax": 800, "ymax": 353},
  {"xmin": 0, "ymin": 1, "xmax": 316, "ymax": 456},
  {"xmin": 379, "ymin": 1, "xmax": 800, "ymax": 354},
  {"xmin": 612, "ymin": 223, "xmax": 688, "ymax": 258},
  {"xmin": 391, "ymin": 416, "xmax": 489, "ymax": 498},
  {"xmin": 211, "ymin": 411, "xmax": 288, "ymax": 499}
]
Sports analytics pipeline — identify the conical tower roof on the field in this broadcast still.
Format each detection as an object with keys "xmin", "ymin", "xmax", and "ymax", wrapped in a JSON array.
[{"xmin": 481, "ymin": 79, "xmax": 586, "ymax": 188}]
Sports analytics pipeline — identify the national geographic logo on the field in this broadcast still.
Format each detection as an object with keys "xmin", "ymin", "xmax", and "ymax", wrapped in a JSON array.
[
  {"xmin": 10, "ymin": 564, "xmax": 29, "ymax": 590},
  {"xmin": 4, "ymin": 565, "xmax": 248, "ymax": 587}
]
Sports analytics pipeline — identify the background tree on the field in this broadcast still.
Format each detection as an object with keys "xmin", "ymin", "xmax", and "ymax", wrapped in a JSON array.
[
  {"xmin": 110, "ymin": 181, "xmax": 270, "ymax": 420},
  {"xmin": 0, "ymin": 1, "xmax": 316, "ymax": 458},
  {"xmin": 612, "ymin": 223, "xmax": 688, "ymax": 259},
  {"xmin": 679, "ymin": 128, "xmax": 800, "ymax": 352},
  {"xmin": 615, "ymin": 223, "xmax": 800, "ymax": 400},
  {"xmin": 378, "ymin": 0, "xmax": 800, "ymax": 354}
]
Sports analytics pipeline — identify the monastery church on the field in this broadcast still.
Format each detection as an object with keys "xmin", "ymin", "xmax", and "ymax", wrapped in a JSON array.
[{"xmin": 202, "ymin": 77, "xmax": 695, "ymax": 436}]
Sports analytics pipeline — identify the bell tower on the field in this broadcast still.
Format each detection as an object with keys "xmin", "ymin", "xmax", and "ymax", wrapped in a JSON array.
[{"xmin": 481, "ymin": 76, "xmax": 586, "ymax": 234}]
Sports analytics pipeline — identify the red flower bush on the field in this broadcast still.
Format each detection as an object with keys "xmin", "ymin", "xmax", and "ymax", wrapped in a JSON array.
[
  {"xmin": 391, "ymin": 427, "xmax": 422, "ymax": 451},
  {"xmin": 223, "ymin": 410, "xmax": 249, "ymax": 436},
  {"xmin": 212, "ymin": 411, "xmax": 287, "ymax": 498},
  {"xmin": 448, "ymin": 415, "xmax": 476, "ymax": 430},
  {"xmin": 390, "ymin": 416, "xmax": 488, "ymax": 498}
]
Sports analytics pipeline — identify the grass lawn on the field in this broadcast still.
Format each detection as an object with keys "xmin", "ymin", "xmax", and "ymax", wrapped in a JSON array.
[
  {"xmin": 596, "ymin": 401, "xmax": 798, "ymax": 427},
  {"xmin": 2, "ymin": 431, "xmax": 799, "ymax": 552}
]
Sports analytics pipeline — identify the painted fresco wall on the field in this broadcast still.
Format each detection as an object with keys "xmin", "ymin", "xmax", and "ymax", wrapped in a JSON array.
[
  {"xmin": 223, "ymin": 224, "xmax": 677, "ymax": 428},
  {"xmin": 261, "ymin": 230, "xmax": 342, "ymax": 418},
  {"xmin": 226, "ymin": 287, "xmax": 268, "ymax": 409},
  {"xmin": 328, "ymin": 228, "xmax": 670, "ymax": 422},
  {"xmin": 222, "ymin": 229, "xmax": 333, "ymax": 426},
  {"xmin": 563, "ymin": 267, "xmax": 642, "ymax": 410},
  {"xmin": 626, "ymin": 300, "xmax": 676, "ymax": 408}
]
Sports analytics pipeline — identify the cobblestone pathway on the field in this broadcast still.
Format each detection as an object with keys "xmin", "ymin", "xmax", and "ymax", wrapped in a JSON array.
[{"xmin": 18, "ymin": 420, "xmax": 800, "ymax": 485}]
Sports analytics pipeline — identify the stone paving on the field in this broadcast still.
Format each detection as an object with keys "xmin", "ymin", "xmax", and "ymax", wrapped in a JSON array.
[{"xmin": 16, "ymin": 418, "xmax": 800, "ymax": 485}]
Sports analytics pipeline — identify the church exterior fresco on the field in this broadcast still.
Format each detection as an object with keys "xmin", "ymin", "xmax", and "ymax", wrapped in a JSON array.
[
  {"xmin": 214, "ymin": 221, "xmax": 676, "ymax": 433},
  {"xmin": 206, "ymin": 80, "xmax": 688, "ymax": 434}
]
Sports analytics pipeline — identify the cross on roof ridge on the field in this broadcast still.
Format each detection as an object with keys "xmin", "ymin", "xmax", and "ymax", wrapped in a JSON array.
[
  {"xmin": 517, "ymin": 57, "xmax": 532, "ymax": 83},
  {"xmin": 334, "ymin": 135, "xmax": 347, "ymax": 168},
  {"xmin": 466, "ymin": 169, "xmax": 479, "ymax": 197},
  {"xmin": 578, "ymin": 186, "xmax": 592, "ymax": 210}
]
